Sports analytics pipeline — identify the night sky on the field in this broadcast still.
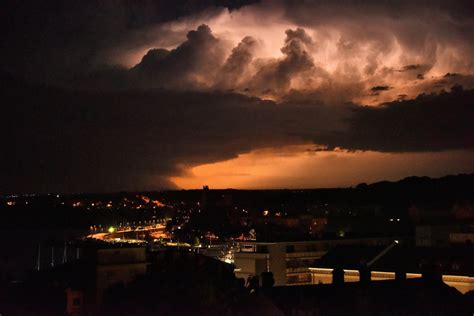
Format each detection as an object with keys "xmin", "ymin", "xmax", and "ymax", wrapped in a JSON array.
[{"xmin": 1, "ymin": 0, "xmax": 473, "ymax": 194}]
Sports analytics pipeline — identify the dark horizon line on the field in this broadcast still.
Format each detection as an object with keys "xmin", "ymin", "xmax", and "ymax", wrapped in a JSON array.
[{"xmin": 2, "ymin": 172, "xmax": 472, "ymax": 198}]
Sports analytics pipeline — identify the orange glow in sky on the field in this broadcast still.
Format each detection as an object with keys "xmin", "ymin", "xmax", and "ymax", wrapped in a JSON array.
[{"xmin": 171, "ymin": 145, "xmax": 474, "ymax": 189}]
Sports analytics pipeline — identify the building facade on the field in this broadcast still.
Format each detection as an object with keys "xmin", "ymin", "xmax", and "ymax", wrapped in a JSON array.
[{"xmin": 234, "ymin": 238, "xmax": 399, "ymax": 286}]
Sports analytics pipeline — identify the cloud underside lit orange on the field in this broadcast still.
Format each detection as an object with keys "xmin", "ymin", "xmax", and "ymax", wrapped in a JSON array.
[
  {"xmin": 171, "ymin": 146, "xmax": 474, "ymax": 189},
  {"xmin": 116, "ymin": 5, "xmax": 474, "ymax": 106}
]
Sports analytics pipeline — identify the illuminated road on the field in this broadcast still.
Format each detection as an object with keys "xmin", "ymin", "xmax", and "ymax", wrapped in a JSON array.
[{"xmin": 86, "ymin": 224, "xmax": 168, "ymax": 242}]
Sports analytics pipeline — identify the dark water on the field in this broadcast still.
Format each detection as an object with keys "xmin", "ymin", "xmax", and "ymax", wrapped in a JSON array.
[{"xmin": 0, "ymin": 229, "xmax": 87, "ymax": 281}]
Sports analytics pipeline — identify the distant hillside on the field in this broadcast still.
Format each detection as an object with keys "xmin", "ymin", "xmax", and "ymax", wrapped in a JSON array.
[
  {"xmin": 355, "ymin": 173, "xmax": 474, "ymax": 205},
  {"xmin": 365, "ymin": 173, "xmax": 474, "ymax": 190}
]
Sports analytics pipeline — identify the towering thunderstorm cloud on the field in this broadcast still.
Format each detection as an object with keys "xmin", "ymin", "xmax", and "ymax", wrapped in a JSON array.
[{"xmin": 1, "ymin": 0, "xmax": 473, "ymax": 193}]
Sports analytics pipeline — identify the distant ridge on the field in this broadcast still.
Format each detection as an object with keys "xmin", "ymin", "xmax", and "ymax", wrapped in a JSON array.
[{"xmin": 357, "ymin": 173, "xmax": 474, "ymax": 190}]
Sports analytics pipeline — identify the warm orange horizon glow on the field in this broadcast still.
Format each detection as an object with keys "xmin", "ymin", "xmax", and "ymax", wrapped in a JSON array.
[{"xmin": 171, "ymin": 145, "xmax": 474, "ymax": 189}]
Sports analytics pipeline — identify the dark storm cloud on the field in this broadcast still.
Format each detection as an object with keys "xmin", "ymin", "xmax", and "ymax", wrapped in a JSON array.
[
  {"xmin": 316, "ymin": 86, "xmax": 474, "ymax": 152},
  {"xmin": 0, "ymin": 72, "xmax": 340, "ymax": 193},
  {"xmin": 3, "ymin": 0, "xmax": 473, "ymax": 95},
  {"xmin": 444, "ymin": 73, "xmax": 459, "ymax": 78},
  {"xmin": 277, "ymin": 0, "xmax": 474, "ymax": 24},
  {"xmin": 370, "ymin": 85, "xmax": 391, "ymax": 96},
  {"xmin": 76, "ymin": 24, "xmax": 319, "ymax": 96},
  {"xmin": 131, "ymin": 24, "xmax": 227, "ymax": 89},
  {"xmin": 246, "ymin": 27, "xmax": 315, "ymax": 96},
  {"xmin": 370, "ymin": 86, "xmax": 391, "ymax": 92},
  {"xmin": 2, "ymin": 69, "xmax": 473, "ymax": 194},
  {"xmin": 278, "ymin": 0, "xmax": 474, "ymax": 75},
  {"xmin": 1, "ymin": 0, "xmax": 257, "ymax": 83},
  {"xmin": 1, "ymin": 1, "xmax": 474, "ymax": 193},
  {"xmin": 398, "ymin": 65, "xmax": 422, "ymax": 72},
  {"xmin": 216, "ymin": 36, "xmax": 258, "ymax": 90}
]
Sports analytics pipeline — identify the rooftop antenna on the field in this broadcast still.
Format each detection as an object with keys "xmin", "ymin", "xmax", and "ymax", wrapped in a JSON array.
[
  {"xmin": 50, "ymin": 246, "xmax": 55, "ymax": 268},
  {"xmin": 62, "ymin": 241, "xmax": 67, "ymax": 264},
  {"xmin": 36, "ymin": 244, "xmax": 41, "ymax": 271},
  {"xmin": 367, "ymin": 240, "xmax": 399, "ymax": 267},
  {"xmin": 355, "ymin": 240, "xmax": 400, "ymax": 284}
]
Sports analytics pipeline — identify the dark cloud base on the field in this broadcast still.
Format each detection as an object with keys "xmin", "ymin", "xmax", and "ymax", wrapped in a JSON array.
[
  {"xmin": 317, "ymin": 86, "xmax": 474, "ymax": 152},
  {"xmin": 2, "ymin": 71, "xmax": 473, "ymax": 194}
]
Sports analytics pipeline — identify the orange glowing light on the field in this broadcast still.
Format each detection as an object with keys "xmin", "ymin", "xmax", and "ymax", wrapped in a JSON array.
[{"xmin": 171, "ymin": 145, "xmax": 473, "ymax": 190}]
